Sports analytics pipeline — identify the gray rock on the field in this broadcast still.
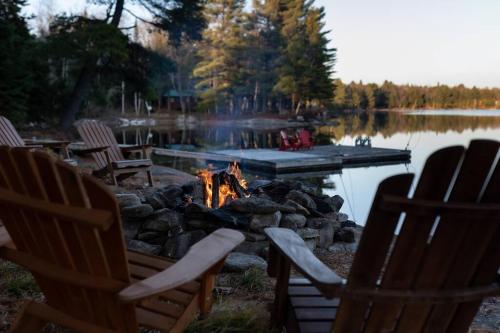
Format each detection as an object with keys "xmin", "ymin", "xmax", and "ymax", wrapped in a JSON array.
[
  {"xmin": 144, "ymin": 192, "xmax": 166, "ymax": 210},
  {"xmin": 182, "ymin": 181, "xmax": 204, "ymax": 202},
  {"xmin": 297, "ymin": 227, "xmax": 320, "ymax": 240},
  {"xmin": 250, "ymin": 211, "xmax": 282, "ymax": 232},
  {"xmin": 184, "ymin": 202, "xmax": 210, "ymax": 219},
  {"xmin": 313, "ymin": 196, "xmax": 334, "ymax": 213},
  {"xmin": 306, "ymin": 217, "xmax": 329, "ymax": 229},
  {"xmin": 281, "ymin": 214, "xmax": 307, "ymax": 230},
  {"xmin": 329, "ymin": 195, "xmax": 344, "ymax": 212},
  {"xmin": 304, "ymin": 239, "xmax": 317, "ymax": 251},
  {"xmin": 280, "ymin": 219, "xmax": 298, "ymax": 231},
  {"xmin": 162, "ymin": 230, "xmax": 207, "ymax": 259},
  {"xmin": 122, "ymin": 220, "xmax": 142, "ymax": 240},
  {"xmin": 137, "ymin": 231, "xmax": 168, "ymax": 245},
  {"xmin": 314, "ymin": 195, "xmax": 345, "ymax": 213},
  {"xmin": 341, "ymin": 220, "xmax": 357, "ymax": 228},
  {"xmin": 318, "ymin": 223, "xmax": 334, "ymax": 249},
  {"xmin": 122, "ymin": 204, "xmax": 154, "ymax": 219},
  {"xmin": 241, "ymin": 231, "xmax": 267, "ymax": 242},
  {"xmin": 286, "ymin": 190, "xmax": 317, "ymax": 210},
  {"xmin": 334, "ymin": 227, "xmax": 355, "ymax": 243},
  {"xmin": 160, "ymin": 185, "xmax": 184, "ymax": 209},
  {"xmin": 116, "ymin": 193, "xmax": 141, "ymax": 208},
  {"xmin": 228, "ymin": 197, "xmax": 294, "ymax": 214},
  {"xmin": 142, "ymin": 208, "xmax": 183, "ymax": 233},
  {"xmin": 208, "ymin": 207, "xmax": 251, "ymax": 227},
  {"xmin": 223, "ymin": 252, "xmax": 268, "ymax": 272},
  {"xmin": 336, "ymin": 213, "xmax": 349, "ymax": 223},
  {"xmin": 185, "ymin": 219, "xmax": 217, "ymax": 232},
  {"xmin": 234, "ymin": 241, "xmax": 268, "ymax": 258},
  {"xmin": 284, "ymin": 200, "xmax": 310, "ymax": 216},
  {"xmin": 127, "ymin": 239, "xmax": 161, "ymax": 255},
  {"xmin": 247, "ymin": 179, "xmax": 272, "ymax": 192}
]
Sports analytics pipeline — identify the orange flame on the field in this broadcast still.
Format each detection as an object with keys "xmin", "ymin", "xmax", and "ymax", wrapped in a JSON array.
[{"xmin": 198, "ymin": 162, "xmax": 248, "ymax": 208}]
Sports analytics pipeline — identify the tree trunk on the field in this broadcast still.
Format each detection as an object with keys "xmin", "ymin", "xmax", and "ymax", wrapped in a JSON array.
[
  {"xmin": 59, "ymin": 60, "xmax": 97, "ymax": 129},
  {"xmin": 59, "ymin": 0, "xmax": 124, "ymax": 129}
]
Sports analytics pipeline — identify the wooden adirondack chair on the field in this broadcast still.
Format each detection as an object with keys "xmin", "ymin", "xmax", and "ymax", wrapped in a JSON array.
[
  {"xmin": 280, "ymin": 130, "xmax": 300, "ymax": 151},
  {"xmin": 76, "ymin": 121, "xmax": 154, "ymax": 186},
  {"xmin": 0, "ymin": 116, "xmax": 71, "ymax": 159},
  {"xmin": 0, "ymin": 147, "xmax": 245, "ymax": 333},
  {"xmin": 265, "ymin": 139, "xmax": 500, "ymax": 333},
  {"xmin": 297, "ymin": 129, "xmax": 314, "ymax": 149}
]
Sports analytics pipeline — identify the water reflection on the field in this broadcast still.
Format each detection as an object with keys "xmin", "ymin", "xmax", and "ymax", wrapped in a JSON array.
[{"xmin": 113, "ymin": 110, "xmax": 500, "ymax": 225}]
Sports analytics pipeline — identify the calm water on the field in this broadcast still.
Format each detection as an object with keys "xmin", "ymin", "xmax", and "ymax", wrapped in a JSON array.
[{"xmin": 114, "ymin": 110, "xmax": 500, "ymax": 225}]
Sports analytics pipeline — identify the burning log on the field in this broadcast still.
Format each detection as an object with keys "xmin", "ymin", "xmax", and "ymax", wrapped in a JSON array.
[
  {"xmin": 229, "ymin": 174, "xmax": 249, "ymax": 199},
  {"xmin": 211, "ymin": 173, "xmax": 220, "ymax": 208}
]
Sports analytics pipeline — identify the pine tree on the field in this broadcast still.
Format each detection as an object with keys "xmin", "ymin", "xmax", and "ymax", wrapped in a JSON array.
[
  {"xmin": 0, "ymin": 0, "xmax": 33, "ymax": 122},
  {"xmin": 303, "ymin": 6, "xmax": 335, "ymax": 104},
  {"xmin": 274, "ymin": 0, "xmax": 335, "ymax": 113},
  {"xmin": 250, "ymin": 0, "xmax": 287, "ymax": 112},
  {"xmin": 193, "ymin": 0, "xmax": 247, "ymax": 114}
]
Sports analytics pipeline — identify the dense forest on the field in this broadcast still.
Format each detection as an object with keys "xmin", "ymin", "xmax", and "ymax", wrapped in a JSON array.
[
  {"xmin": 0, "ymin": 0, "xmax": 334, "ymax": 126},
  {"xmin": 333, "ymin": 80, "xmax": 500, "ymax": 110}
]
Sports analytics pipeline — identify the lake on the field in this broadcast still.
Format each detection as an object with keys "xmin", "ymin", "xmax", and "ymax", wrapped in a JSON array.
[{"xmin": 114, "ymin": 109, "xmax": 500, "ymax": 225}]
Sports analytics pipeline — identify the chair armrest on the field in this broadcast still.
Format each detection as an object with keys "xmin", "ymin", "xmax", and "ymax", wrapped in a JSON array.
[
  {"xmin": 73, "ymin": 146, "xmax": 110, "ymax": 155},
  {"xmin": 24, "ymin": 139, "xmax": 71, "ymax": 148},
  {"xmin": 264, "ymin": 227, "xmax": 344, "ymax": 298},
  {"xmin": 118, "ymin": 228, "xmax": 244, "ymax": 303},
  {"xmin": 120, "ymin": 144, "xmax": 152, "ymax": 153}
]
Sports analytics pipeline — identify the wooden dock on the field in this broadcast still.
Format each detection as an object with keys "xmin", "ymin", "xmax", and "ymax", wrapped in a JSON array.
[{"xmin": 153, "ymin": 145, "xmax": 411, "ymax": 174}]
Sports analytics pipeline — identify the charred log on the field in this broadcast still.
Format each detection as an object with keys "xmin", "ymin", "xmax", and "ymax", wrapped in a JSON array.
[
  {"xmin": 211, "ymin": 173, "xmax": 220, "ymax": 208},
  {"xmin": 229, "ymin": 174, "xmax": 249, "ymax": 198}
]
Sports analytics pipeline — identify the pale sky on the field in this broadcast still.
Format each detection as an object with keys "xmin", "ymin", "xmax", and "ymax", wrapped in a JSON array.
[
  {"xmin": 26, "ymin": 0, "xmax": 500, "ymax": 88},
  {"xmin": 318, "ymin": 0, "xmax": 500, "ymax": 88}
]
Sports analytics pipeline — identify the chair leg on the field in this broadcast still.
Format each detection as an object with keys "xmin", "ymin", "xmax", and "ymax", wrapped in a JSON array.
[
  {"xmin": 110, "ymin": 169, "xmax": 118, "ymax": 186},
  {"xmin": 146, "ymin": 169, "xmax": 153, "ymax": 187},
  {"xmin": 9, "ymin": 302, "xmax": 47, "ymax": 333}
]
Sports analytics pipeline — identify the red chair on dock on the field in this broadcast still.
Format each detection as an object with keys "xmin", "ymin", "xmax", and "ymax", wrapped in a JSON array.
[
  {"xmin": 298, "ymin": 129, "xmax": 314, "ymax": 149},
  {"xmin": 280, "ymin": 130, "xmax": 300, "ymax": 151}
]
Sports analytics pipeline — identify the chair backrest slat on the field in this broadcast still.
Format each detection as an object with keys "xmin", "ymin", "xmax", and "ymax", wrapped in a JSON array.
[
  {"xmin": 446, "ymin": 158, "xmax": 500, "ymax": 332},
  {"xmin": 428, "ymin": 143, "xmax": 500, "ymax": 333},
  {"xmin": 0, "ymin": 147, "xmax": 136, "ymax": 331},
  {"xmin": 0, "ymin": 116, "xmax": 25, "ymax": 147},
  {"xmin": 333, "ymin": 173, "xmax": 414, "ymax": 333},
  {"xmin": 299, "ymin": 129, "xmax": 312, "ymax": 146},
  {"xmin": 77, "ymin": 122, "xmax": 124, "ymax": 170},
  {"xmin": 360, "ymin": 146, "xmax": 465, "ymax": 332}
]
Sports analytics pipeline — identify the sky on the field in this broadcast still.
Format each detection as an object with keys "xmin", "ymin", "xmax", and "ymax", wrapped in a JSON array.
[{"xmin": 26, "ymin": 0, "xmax": 500, "ymax": 88}]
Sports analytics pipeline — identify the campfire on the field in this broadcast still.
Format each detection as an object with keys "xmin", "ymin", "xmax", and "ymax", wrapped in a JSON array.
[{"xmin": 198, "ymin": 162, "xmax": 249, "ymax": 208}]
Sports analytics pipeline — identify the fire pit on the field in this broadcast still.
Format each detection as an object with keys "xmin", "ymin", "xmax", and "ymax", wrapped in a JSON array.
[{"xmin": 117, "ymin": 164, "xmax": 358, "ymax": 265}]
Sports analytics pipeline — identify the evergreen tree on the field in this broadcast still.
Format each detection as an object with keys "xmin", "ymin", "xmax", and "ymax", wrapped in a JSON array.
[
  {"xmin": 193, "ymin": 0, "xmax": 247, "ymax": 114},
  {"xmin": 0, "ymin": 0, "xmax": 33, "ymax": 122},
  {"xmin": 250, "ymin": 0, "xmax": 286, "ymax": 112},
  {"xmin": 303, "ymin": 6, "xmax": 334, "ymax": 104},
  {"xmin": 274, "ymin": 0, "xmax": 335, "ymax": 113}
]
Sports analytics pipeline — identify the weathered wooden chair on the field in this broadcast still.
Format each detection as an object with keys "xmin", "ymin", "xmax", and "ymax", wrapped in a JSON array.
[
  {"xmin": 0, "ymin": 116, "xmax": 71, "ymax": 159},
  {"xmin": 0, "ymin": 146, "xmax": 244, "ymax": 332},
  {"xmin": 76, "ymin": 121, "xmax": 154, "ymax": 186},
  {"xmin": 280, "ymin": 130, "xmax": 300, "ymax": 151},
  {"xmin": 297, "ymin": 129, "xmax": 314, "ymax": 150},
  {"xmin": 265, "ymin": 139, "xmax": 500, "ymax": 333}
]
